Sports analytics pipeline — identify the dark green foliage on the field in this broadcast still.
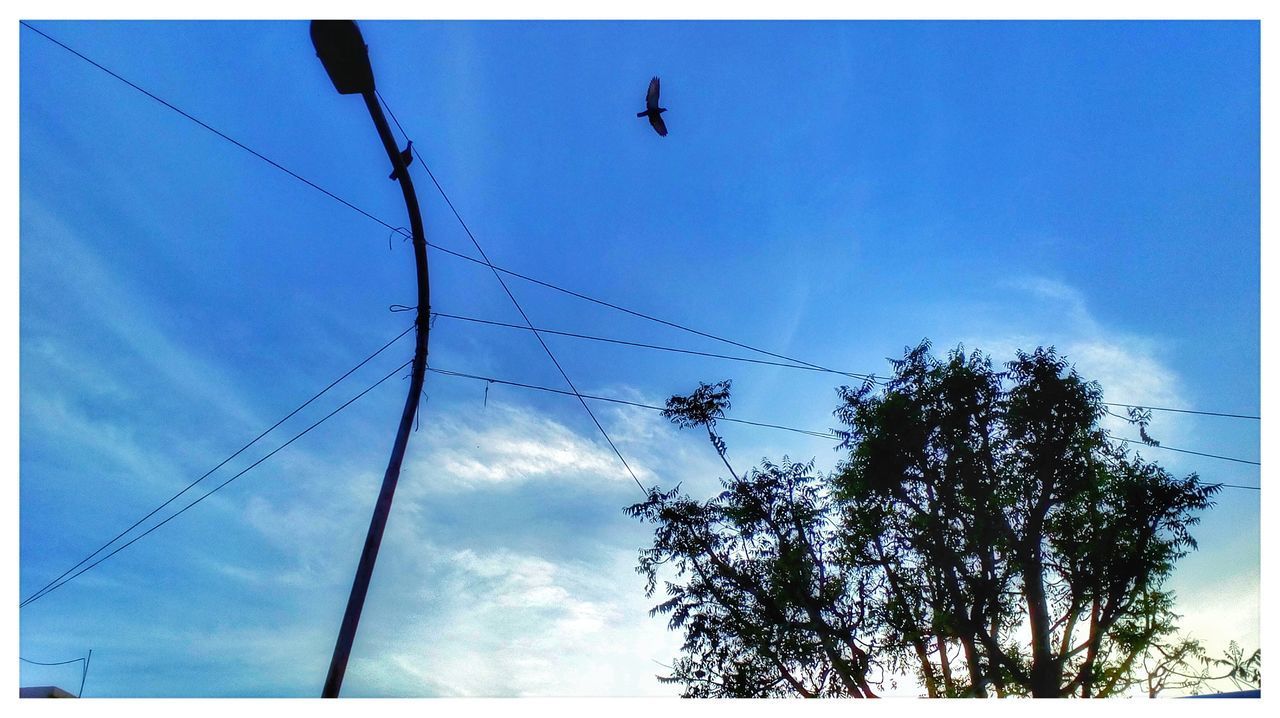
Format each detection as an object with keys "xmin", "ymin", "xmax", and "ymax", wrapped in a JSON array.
[
  {"xmin": 834, "ymin": 340, "xmax": 1213, "ymax": 696},
  {"xmin": 662, "ymin": 380, "xmax": 733, "ymax": 430},
  {"xmin": 834, "ymin": 342, "xmax": 1218, "ymax": 697},
  {"xmin": 633, "ymin": 341, "xmax": 1220, "ymax": 698},
  {"xmin": 662, "ymin": 380, "xmax": 736, "ymax": 474},
  {"xmin": 629, "ymin": 386, "xmax": 881, "ymax": 697}
]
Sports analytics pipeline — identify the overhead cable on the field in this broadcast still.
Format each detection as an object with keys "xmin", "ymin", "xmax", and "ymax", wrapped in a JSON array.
[
  {"xmin": 425, "ymin": 366, "xmax": 1261, "ymax": 478},
  {"xmin": 21, "ymin": 359, "xmax": 412, "ymax": 608},
  {"xmin": 19, "ymin": 325, "xmax": 413, "ymax": 609}
]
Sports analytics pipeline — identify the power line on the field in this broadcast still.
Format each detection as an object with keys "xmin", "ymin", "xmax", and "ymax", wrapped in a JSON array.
[
  {"xmin": 425, "ymin": 365, "xmax": 1260, "ymax": 480},
  {"xmin": 376, "ymin": 89, "xmax": 648, "ymax": 495},
  {"xmin": 424, "ymin": 238, "xmax": 868, "ymax": 380},
  {"xmin": 1102, "ymin": 410, "xmax": 1261, "ymax": 467},
  {"xmin": 432, "ymin": 245, "xmax": 1265, "ymax": 421},
  {"xmin": 19, "ymin": 21, "xmax": 396, "ymax": 233},
  {"xmin": 1100, "ymin": 403, "xmax": 1258, "ymax": 421},
  {"xmin": 431, "ymin": 311, "xmax": 873, "ymax": 380},
  {"xmin": 19, "ymin": 325, "xmax": 414, "ymax": 609},
  {"xmin": 1112, "ymin": 437, "xmax": 1261, "ymax": 468},
  {"xmin": 435, "ymin": 310, "xmax": 1259, "ymax": 424},
  {"xmin": 22, "ymin": 21, "xmax": 1257, "ymax": 425},
  {"xmin": 427, "ymin": 367, "xmax": 837, "ymax": 440},
  {"xmin": 19, "ymin": 649, "xmax": 93, "ymax": 697},
  {"xmin": 21, "ymin": 359, "xmax": 412, "ymax": 609},
  {"xmin": 19, "ymin": 656, "xmax": 84, "ymax": 667}
]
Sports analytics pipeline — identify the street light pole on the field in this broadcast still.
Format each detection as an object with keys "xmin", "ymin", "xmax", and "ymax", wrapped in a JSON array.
[{"xmin": 310, "ymin": 21, "xmax": 431, "ymax": 698}]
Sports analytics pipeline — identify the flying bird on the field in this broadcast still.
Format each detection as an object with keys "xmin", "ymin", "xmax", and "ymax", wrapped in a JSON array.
[
  {"xmin": 636, "ymin": 76, "xmax": 668, "ymax": 137},
  {"xmin": 389, "ymin": 140, "xmax": 414, "ymax": 180}
]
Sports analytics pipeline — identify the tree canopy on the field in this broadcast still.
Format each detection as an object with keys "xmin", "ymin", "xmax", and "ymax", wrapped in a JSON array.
[{"xmin": 629, "ymin": 341, "xmax": 1222, "ymax": 698}]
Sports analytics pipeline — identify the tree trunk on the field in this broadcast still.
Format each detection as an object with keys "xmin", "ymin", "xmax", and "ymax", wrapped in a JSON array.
[{"xmin": 1022, "ymin": 544, "xmax": 1061, "ymax": 697}]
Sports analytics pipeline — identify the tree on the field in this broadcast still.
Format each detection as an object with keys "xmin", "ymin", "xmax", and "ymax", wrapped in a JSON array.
[
  {"xmin": 626, "ymin": 382, "xmax": 882, "ymax": 697},
  {"xmin": 631, "ymin": 342, "xmax": 1221, "ymax": 698},
  {"xmin": 833, "ymin": 342, "xmax": 1219, "ymax": 697}
]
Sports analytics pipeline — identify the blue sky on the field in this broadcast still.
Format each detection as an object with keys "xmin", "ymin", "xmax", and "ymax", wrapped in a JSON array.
[{"xmin": 16, "ymin": 19, "xmax": 1260, "ymax": 697}]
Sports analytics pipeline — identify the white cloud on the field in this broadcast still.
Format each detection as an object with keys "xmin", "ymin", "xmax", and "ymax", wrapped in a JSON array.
[
  {"xmin": 343, "ymin": 543, "xmax": 681, "ymax": 697},
  {"xmin": 256, "ymin": 391, "xmax": 719, "ymax": 697},
  {"xmin": 21, "ymin": 391, "xmax": 187, "ymax": 493},
  {"xmin": 134, "ymin": 388, "xmax": 704, "ymax": 696},
  {"xmin": 1006, "ymin": 276, "xmax": 1096, "ymax": 330},
  {"xmin": 419, "ymin": 404, "xmax": 622, "ymax": 489},
  {"xmin": 967, "ymin": 275, "xmax": 1193, "ymax": 454},
  {"xmin": 399, "ymin": 399, "xmax": 691, "ymax": 492}
]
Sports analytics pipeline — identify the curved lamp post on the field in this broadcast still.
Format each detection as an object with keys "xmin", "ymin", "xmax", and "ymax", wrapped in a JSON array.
[{"xmin": 310, "ymin": 20, "xmax": 431, "ymax": 698}]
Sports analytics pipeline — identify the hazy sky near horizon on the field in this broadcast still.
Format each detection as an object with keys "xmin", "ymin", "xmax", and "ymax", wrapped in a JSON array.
[{"xmin": 18, "ymin": 19, "xmax": 1260, "ymax": 697}]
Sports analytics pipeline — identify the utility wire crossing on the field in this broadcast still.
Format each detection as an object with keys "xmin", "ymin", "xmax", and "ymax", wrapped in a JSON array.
[
  {"xmin": 425, "ymin": 365, "xmax": 1262, "ymax": 482},
  {"xmin": 376, "ymin": 88, "xmax": 649, "ymax": 495},
  {"xmin": 20, "ymin": 21, "xmax": 1257, "ymax": 426},
  {"xmin": 427, "ymin": 366, "xmax": 838, "ymax": 440},
  {"xmin": 19, "ymin": 325, "xmax": 415, "ymax": 609},
  {"xmin": 430, "ymin": 311, "xmax": 1257, "ymax": 421},
  {"xmin": 430, "ymin": 311, "xmax": 873, "ymax": 379},
  {"xmin": 20, "ymin": 357, "xmax": 413, "ymax": 609}
]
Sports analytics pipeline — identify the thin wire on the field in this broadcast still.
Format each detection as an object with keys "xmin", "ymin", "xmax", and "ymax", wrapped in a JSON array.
[
  {"xmin": 357, "ymin": 238, "xmax": 1269, "ymax": 421},
  {"xmin": 19, "ymin": 324, "xmax": 414, "ymax": 609},
  {"xmin": 19, "ymin": 656, "xmax": 84, "ymax": 666},
  {"xmin": 20, "ymin": 359, "xmax": 412, "ymax": 609},
  {"xmin": 431, "ymin": 311, "xmax": 873, "ymax": 379},
  {"xmin": 1103, "ymin": 409, "xmax": 1261, "ymax": 466},
  {"xmin": 23, "ymin": 22, "xmax": 1256, "ymax": 424},
  {"xmin": 427, "ymin": 366, "xmax": 838, "ymax": 440},
  {"xmin": 1100, "ymin": 402, "xmax": 1258, "ymax": 421},
  {"xmin": 424, "ymin": 238, "xmax": 866, "ymax": 380},
  {"xmin": 19, "ymin": 21, "xmax": 398, "ymax": 233},
  {"xmin": 1112, "ymin": 437, "xmax": 1261, "ymax": 467},
  {"xmin": 437, "ymin": 310, "xmax": 1262, "ymax": 425},
  {"xmin": 425, "ymin": 366, "xmax": 1261, "ymax": 483},
  {"xmin": 378, "ymin": 89, "xmax": 648, "ymax": 494}
]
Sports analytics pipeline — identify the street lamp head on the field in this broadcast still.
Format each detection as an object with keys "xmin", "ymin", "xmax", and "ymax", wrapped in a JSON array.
[{"xmin": 311, "ymin": 20, "xmax": 375, "ymax": 95}]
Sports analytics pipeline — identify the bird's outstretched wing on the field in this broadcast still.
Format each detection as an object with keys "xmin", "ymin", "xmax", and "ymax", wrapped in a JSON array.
[
  {"xmin": 649, "ymin": 113, "xmax": 668, "ymax": 137},
  {"xmin": 646, "ymin": 76, "xmax": 661, "ymax": 112}
]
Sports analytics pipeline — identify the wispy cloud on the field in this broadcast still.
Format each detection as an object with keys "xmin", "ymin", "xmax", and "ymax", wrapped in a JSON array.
[
  {"xmin": 344, "ymin": 543, "xmax": 681, "ymax": 697},
  {"xmin": 966, "ymin": 275, "xmax": 1192, "ymax": 453},
  {"xmin": 154, "ymin": 388, "xmax": 709, "ymax": 696},
  {"xmin": 21, "ymin": 199, "xmax": 265, "ymax": 431},
  {"xmin": 406, "ymin": 404, "xmax": 639, "ymax": 490}
]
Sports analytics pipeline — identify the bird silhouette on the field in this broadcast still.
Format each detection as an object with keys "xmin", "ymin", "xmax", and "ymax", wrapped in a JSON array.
[
  {"xmin": 389, "ymin": 140, "xmax": 414, "ymax": 180},
  {"xmin": 636, "ymin": 76, "xmax": 668, "ymax": 137}
]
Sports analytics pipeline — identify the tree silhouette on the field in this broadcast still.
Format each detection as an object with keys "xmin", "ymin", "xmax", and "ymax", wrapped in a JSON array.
[
  {"xmin": 632, "ymin": 341, "xmax": 1220, "ymax": 698},
  {"xmin": 626, "ymin": 382, "xmax": 880, "ymax": 697}
]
